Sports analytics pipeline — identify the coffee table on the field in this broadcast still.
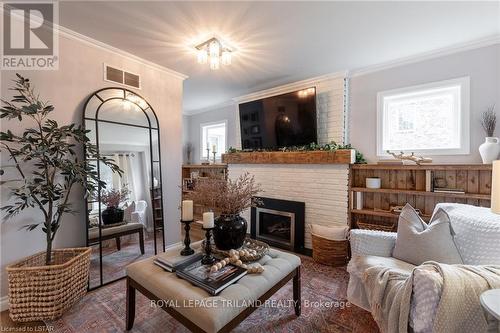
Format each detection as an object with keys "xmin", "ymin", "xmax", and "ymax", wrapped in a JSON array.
[{"xmin": 125, "ymin": 242, "xmax": 301, "ymax": 333}]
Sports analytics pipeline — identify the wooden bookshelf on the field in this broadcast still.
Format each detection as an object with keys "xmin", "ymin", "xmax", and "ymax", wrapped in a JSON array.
[
  {"xmin": 349, "ymin": 164, "xmax": 492, "ymax": 231},
  {"xmin": 181, "ymin": 164, "xmax": 228, "ymax": 241}
]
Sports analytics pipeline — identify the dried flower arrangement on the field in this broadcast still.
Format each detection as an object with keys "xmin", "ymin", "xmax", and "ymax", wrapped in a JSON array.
[
  {"xmin": 186, "ymin": 172, "xmax": 262, "ymax": 216},
  {"xmin": 100, "ymin": 187, "xmax": 130, "ymax": 208},
  {"xmin": 481, "ymin": 105, "xmax": 497, "ymax": 137}
]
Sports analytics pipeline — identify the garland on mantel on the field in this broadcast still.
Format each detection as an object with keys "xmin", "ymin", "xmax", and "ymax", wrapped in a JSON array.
[{"xmin": 227, "ymin": 141, "xmax": 367, "ymax": 164}]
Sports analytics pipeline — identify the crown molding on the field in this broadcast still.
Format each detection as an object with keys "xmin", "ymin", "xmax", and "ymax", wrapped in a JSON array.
[
  {"xmin": 58, "ymin": 25, "xmax": 188, "ymax": 81},
  {"xmin": 184, "ymin": 100, "xmax": 237, "ymax": 116},
  {"xmin": 233, "ymin": 71, "xmax": 347, "ymax": 104},
  {"xmin": 349, "ymin": 34, "xmax": 500, "ymax": 78}
]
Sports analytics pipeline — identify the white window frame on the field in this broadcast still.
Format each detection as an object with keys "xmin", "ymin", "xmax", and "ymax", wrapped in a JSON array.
[
  {"xmin": 376, "ymin": 77, "xmax": 470, "ymax": 157},
  {"xmin": 200, "ymin": 120, "xmax": 228, "ymax": 160}
]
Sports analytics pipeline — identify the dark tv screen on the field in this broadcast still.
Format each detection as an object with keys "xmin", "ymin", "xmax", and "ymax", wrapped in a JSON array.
[{"xmin": 239, "ymin": 88, "xmax": 317, "ymax": 150}]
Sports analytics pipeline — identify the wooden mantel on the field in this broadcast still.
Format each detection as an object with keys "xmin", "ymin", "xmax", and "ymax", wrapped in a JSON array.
[{"xmin": 221, "ymin": 149, "xmax": 356, "ymax": 164}]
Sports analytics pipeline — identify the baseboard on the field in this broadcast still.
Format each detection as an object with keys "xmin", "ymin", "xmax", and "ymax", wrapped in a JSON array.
[{"xmin": 0, "ymin": 295, "xmax": 9, "ymax": 311}]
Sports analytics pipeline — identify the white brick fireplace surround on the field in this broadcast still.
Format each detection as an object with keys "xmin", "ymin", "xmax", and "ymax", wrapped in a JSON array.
[
  {"xmin": 228, "ymin": 72, "xmax": 351, "ymax": 251},
  {"xmin": 228, "ymin": 164, "xmax": 349, "ymax": 250}
]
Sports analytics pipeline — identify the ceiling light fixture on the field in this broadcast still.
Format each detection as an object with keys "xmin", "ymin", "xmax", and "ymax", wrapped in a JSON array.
[{"xmin": 195, "ymin": 37, "xmax": 233, "ymax": 70}]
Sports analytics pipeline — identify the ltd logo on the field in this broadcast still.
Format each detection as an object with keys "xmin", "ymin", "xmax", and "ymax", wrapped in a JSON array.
[{"xmin": 1, "ymin": 2, "xmax": 59, "ymax": 69}]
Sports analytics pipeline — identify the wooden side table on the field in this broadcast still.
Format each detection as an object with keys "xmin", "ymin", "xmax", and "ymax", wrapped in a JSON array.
[{"xmin": 480, "ymin": 289, "xmax": 500, "ymax": 320}]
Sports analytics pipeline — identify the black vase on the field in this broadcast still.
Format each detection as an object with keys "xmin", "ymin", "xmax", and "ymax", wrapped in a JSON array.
[
  {"xmin": 213, "ymin": 214, "xmax": 247, "ymax": 250},
  {"xmin": 101, "ymin": 207, "xmax": 124, "ymax": 225}
]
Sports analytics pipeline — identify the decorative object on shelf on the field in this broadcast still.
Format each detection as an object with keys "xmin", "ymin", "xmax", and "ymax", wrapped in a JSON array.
[
  {"xmin": 212, "ymin": 148, "xmax": 217, "ymax": 164},
  {"xmin": 180, "ymin": 200, "xmax": 195, "ymax": 256},
  {"xmin": 365, "ymin": 177, "xmax": 381, "ymax": 189},
  {"xmin": 201, "ymin": 227, "xmax": 216, "ymax": 265},
  {"xmin": 0, "ymin": 74, "xmax": 122, "ymax": 321},
  {"xmin": 100, "ymin": 187, "xmax": 129, "ymax": 225},
  {"xmin": 206, "ymin": 145, "xmax": 211, "ymax": 164},
  {"xmin": 492, "ymin": 160, "xmax": 500, "ymax": 214},
  {"xmin": 479, "ymin": 105, "xmax": 499, "ymax": 164},
  {"xmin": 209, "ymin": 249, "xmax": 265, "ymax": 274},
  {"xmin": 185, "ymin": 142, "xmax": 193, "ymax": 165},
  {"xmin": 186, "ymin": 172, "xmax": 262, "ymax": 250},
  {"xmin": 386, "ymin": 151, "xmax": 432, "ymax": 165},
  {"xmin": 203, "ymin": 237, "xmax": 270, "ymax": 262},
  {"xmin": 195, "ymin": 36, "xmax": 233, "ymax": 70}
]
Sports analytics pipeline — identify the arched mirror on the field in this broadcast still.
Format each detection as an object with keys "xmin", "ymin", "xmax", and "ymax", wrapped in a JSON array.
[{"xmin": 83, "ymin": 88, "xmax": 164, "ymax": 290}]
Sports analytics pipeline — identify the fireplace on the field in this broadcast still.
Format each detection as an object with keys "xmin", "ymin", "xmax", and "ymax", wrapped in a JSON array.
[{"xmin": 251, "ymin": 197, "xmax": 305, "ymax": 253}]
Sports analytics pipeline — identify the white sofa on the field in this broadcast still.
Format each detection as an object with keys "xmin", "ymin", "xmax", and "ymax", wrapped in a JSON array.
[{"xmin": 347, "ymin": 203, "xmax": 500, "ymax": 332}]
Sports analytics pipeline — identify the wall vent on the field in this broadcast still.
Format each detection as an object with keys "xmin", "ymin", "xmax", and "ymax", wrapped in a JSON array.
[{"xmin": 104, "ymin": 64, "xmax": 141, "ymax": 89}]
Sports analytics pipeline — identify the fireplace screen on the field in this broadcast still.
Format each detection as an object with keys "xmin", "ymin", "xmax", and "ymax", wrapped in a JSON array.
[{"xmin": 256, "ymin": 208, "xmax": 295, "ymax": 249}]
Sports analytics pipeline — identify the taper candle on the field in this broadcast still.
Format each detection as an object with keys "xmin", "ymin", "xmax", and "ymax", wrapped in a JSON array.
[
  {"xmin": 181, "ymin": 200, "xmax": 193, "ymax": 221},
  {"xmin": 203, "ymin": 212, "xmax": 214, "ymax": 228}
]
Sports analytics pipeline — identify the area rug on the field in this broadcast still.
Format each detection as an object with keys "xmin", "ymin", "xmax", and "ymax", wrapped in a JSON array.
[{"xmin": 47, "ymin": 255, "xmax": 379, "ymax": 333}]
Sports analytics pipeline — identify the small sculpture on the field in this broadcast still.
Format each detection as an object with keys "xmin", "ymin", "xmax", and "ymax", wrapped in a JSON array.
[
  {"xmin": 210, "ymin": 249, "xmax": 264, "ymax": 274},
  {"xmin": 386, "ymin": 151, "xmax": 432, "ymax": 165}
]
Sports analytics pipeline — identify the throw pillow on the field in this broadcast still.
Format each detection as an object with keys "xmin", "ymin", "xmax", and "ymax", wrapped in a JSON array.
[
  {"xmin": 310, "ymin": 224, "xmax": 348, "ymax": 240},
  {"xmin": 392, "ymin": 204, "xmax": 463, "ymax": 265},
  {"xmin": 124, "ymin": 201, "xmax": 136, "ymax": 222}
]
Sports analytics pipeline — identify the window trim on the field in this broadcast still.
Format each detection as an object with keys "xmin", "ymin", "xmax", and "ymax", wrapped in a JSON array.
[
  {"xmin": 376, "ymin": 77, "xmax": 470, "ymax": 157},
  {"xmin": 200, "ymin": 120, "xmax": 228, "ymax": 160}
]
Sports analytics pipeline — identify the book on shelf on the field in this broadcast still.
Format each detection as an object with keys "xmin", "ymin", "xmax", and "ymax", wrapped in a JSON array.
[
  {"xmin": 425, "ymin": 170, "xmax": 433, "ymax": 192},
  {"xmin": 154, "ymin": 250, "xmax": 202, "ymax": 272},
  {"xmin": 176, "ymin": 260, "xmax": 247, "ymax": 296},
  {"xmin": 433, "ymin": 187, "xmax": 466, "ymax": 194}
]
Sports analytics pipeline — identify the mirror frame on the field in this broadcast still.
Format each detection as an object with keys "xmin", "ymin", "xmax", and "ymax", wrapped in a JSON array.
[{"xmin": 83, "ymin": 87, "xmax": 165, "ymax": 290}]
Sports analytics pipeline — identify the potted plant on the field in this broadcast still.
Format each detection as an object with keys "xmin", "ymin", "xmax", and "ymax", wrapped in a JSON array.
[
  {"xmin": 186, "ymin": 172, "xmax": 262, "ymax": 250},
  {"xmin": 0, "ymin": 74, "xmax": 121, "ymax": 322},
  {"xmin": 479, "ymin": 105, "xmax": 499, "ymax": 164},
  {"xmin": 100, "ymin": 187, "xmax": 130, "ymax": 225}
]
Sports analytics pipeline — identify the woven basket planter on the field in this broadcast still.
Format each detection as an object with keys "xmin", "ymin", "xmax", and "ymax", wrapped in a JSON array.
[
  {"xmin": 311, "ymin": 234, "xmax": 349, "ymax": 267},
  {"xmin": 6, "ymin": 247, "xmax": 91, "ymax": 322}
]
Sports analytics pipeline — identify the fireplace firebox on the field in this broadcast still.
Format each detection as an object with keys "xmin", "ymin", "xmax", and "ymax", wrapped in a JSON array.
[{"xmin": 251, "ymin": 197, "xmax": 305, "ymax": 253}]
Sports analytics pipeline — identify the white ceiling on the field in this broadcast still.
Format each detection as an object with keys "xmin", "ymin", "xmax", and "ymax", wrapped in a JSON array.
[{"xmin": 59, "ymin": 1, "xmax": 500, "ymax": 114}]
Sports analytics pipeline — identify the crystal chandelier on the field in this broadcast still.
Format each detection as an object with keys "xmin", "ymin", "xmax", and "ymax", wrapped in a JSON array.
[{"xmin": 195, "ymin": 37, "xmax": 232, "ymax": 70}]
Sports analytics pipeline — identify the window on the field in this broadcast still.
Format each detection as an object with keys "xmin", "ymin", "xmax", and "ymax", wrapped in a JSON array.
[
  {"xmin": 200, "ymin": 121, "xmax": 227, "ymax": 160},
  {"xmin": 377, "ymin": 77, "xmax": 470, "ymax": 156}
]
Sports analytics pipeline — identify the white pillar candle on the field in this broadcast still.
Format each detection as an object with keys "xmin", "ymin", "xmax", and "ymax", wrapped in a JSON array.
[
  {"xmin": 212, "ymin": 144, "xmax": 217, "ymax": 153},
  {"xmin": 203, "ymin": 212, "xmax": 214, "ymax": 228},
  {"xmin": 181, "ymin": 200, "xmax": 193, "ymax": 221}
]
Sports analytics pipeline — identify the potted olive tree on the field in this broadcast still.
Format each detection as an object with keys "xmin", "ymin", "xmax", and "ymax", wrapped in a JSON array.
[{"xmin": 1, "ymin": 74, "xmax": 121, "ymax": 322}]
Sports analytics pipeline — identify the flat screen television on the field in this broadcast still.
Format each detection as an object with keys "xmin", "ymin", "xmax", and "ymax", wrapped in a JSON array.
[{"xmin": 239, "ymin": 87, "xmax": 317, "ymax": 150}]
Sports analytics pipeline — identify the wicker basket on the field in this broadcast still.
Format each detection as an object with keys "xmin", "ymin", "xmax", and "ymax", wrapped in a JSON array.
[
  {"xmin": 311, "ymin": 233, "xmax": 349, "ymax": 266},
  {"xmin": 356, "ymin": 221, "xmax": 396, "ymax": 232},
  {"xmin": 6, "ymin": 247, "xmax": 91, "ymax": 322}
]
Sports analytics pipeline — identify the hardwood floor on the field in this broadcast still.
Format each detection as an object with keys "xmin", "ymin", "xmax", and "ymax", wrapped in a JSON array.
[{"xmin": 0, "ymin": 310, "xmax": 47, "ymax": 331}]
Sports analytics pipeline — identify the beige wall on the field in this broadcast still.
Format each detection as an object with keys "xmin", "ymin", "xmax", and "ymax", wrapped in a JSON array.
[{"xmin": 0, "ymin": 33, "xmax": 185, "ymax": 300}]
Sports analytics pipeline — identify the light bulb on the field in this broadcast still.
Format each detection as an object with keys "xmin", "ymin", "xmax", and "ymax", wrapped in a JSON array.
[
  {"xmin": 210, "ymin": 55, "xmax": 220, "ymax": 70},
  {"xmin": 221, "ymin": 50, "xmax": 232, "ymax": 65},
  {"xmin": 197, "ymin": 48, "xmax": 208, "ymax": 64},
  {"xmin": 208, "ymin": 40, "xmax": 220, "ymax": 57}
]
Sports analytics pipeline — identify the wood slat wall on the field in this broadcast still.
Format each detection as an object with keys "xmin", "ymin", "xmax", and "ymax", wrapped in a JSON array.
[{"xmin": 349, "ymin": 164, "xmax": 492, "ymax": 231}]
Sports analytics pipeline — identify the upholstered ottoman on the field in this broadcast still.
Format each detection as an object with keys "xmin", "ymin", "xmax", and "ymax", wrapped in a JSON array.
[{"xmin": 125, "ymin": 242, "xmax": 301, "ymax": 333}]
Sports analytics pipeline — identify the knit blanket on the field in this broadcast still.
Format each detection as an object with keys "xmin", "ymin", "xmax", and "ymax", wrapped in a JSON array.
[{"xmin": 363, "ymin": 262, "xmax": 500, "ymax": 333}]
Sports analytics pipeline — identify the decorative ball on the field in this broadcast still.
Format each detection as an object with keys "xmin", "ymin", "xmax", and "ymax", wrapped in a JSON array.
[
  {"xmin": 235, "ymin": 260, "xmax": 242, "ymax": 266},
  {"xmin": 210, "ymin": 265, "xmax": 218, "ymax": 273}
]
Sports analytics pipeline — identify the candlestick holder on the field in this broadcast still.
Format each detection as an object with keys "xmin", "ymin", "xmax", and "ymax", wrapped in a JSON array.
[
  {"xmin": 180, "ymin": 220, "xmax": 195, "ymax": 256},
  {"xmin": 206, "ymin": 148, "xmax": 210, "ymax": 163},
  {"xmin": 212, "ymin": 151, "xmax": 216, "ymax": 164},
  {"xmin": 201, "ymin": 227, "xmax": 216, "ymax": 265}
]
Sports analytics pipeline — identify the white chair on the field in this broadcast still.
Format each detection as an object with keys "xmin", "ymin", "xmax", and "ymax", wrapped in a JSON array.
[{"xmin": 131, "ymin": 200, "xmax": 148, "ymax": 227}]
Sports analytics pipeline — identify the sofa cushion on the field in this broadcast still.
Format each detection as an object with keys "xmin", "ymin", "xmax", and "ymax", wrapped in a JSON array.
[
  {"xmin": 435, "ymin": 203, "xmax": 500, "ymax": 265},
  {"xmin": 347, "ymin": 254, "xmax": 415, "ymax": 279},
  {"xmin": 393, "ymin": 204, "xmax": 463, "ymax": 265}
]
